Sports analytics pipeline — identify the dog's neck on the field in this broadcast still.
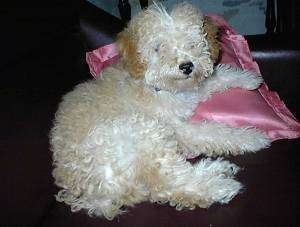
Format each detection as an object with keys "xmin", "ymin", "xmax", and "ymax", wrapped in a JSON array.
[
  {"xmin": 129, "ymin": 76, "xmax": 201, "ymax": 121},
  {"xmin": 147, "ymin": 86, "xmax": 200, "ymax": 121}
]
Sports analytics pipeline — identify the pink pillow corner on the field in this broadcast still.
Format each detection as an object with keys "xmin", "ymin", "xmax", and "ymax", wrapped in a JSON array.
[
  {"xmin": 86, "ymin": 43, "xmax": 120, "ymax": 78},
  {"xmin": 193, "ymin": 14, "xmax": 300, "ymax": 141}
]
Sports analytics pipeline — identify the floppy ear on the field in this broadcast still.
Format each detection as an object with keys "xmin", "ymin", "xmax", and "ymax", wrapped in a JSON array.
[
  {"xmin": 203, "ymin": 17, "xmax": 221, "ymax": 63},
  {"xmin": 117, "ymin": 29, "xmax": 147, "ymax": 79}
]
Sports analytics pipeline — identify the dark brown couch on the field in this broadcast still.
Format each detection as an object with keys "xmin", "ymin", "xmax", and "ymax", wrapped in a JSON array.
[{"xmin": 1, "ymin": 1, "xmax": 299, "ymax": 226}]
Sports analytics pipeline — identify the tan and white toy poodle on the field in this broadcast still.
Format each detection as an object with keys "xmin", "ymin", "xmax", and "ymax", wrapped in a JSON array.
[{"xmin": 50, "ymin": 2, "xmax": 270, "ymax": 220}]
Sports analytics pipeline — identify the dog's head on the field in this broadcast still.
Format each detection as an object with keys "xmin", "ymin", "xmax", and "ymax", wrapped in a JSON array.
[{"xmin": 117, "ymin": 3, "xmax": 220, "ymax": 93}]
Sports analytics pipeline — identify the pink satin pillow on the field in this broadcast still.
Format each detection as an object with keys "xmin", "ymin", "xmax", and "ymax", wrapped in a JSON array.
[{"xmin": 86, "ymin": 14, "xmax": 300, "ymax": 142}]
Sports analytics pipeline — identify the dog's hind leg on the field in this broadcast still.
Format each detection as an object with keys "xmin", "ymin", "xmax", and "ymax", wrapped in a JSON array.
[
  {"xmin": 142, "ymin": 150, "xmax": 242, "ymax": 210},
  {"xmin": 55, "ymin": 113, "xmax": 182, "ymax": 219}
]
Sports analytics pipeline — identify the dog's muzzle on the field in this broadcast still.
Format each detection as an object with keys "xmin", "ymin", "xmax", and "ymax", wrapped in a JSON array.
[{"xmin": 179, "ymin": 62, "xmax": 194, "ymax": 75}]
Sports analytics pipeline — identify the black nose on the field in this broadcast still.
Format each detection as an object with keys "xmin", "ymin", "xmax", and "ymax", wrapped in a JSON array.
[{"xmin": 179, "ymin": 62, "xmax": 194, "ymax": 75}]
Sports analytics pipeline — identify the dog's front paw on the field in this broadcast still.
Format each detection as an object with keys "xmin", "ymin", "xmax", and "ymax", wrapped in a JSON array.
[
  {"xmin": 214, "ymin": 64, "xmax": 264, "ymax": 91},
  {"xmin": 240, "ymin": 72, "xmax": 264, "ymax": 90},
  {"xmin": 234, "ymin": 127, "xmax": 270, "ymax": 154}
]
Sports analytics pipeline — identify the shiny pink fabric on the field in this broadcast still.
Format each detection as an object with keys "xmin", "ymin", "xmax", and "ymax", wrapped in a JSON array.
[
  {"xmin": 86, "ymin": 43, "xmax": 119, "ymax": 78},
  {"xmin": 85, "ymin": 14, "xmax": 300, "ymax": 141},
  {"xmin": 190, "ymin": 14, "xmax": 300, "ymax": 141}
]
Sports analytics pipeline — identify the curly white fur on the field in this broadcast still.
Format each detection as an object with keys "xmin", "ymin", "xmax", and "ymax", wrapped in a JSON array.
[{"xmin": 50, "ymin": 3, "xmax": 270, "ymax": 220}]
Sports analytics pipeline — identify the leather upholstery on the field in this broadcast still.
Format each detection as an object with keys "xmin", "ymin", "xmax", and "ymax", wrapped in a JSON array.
[
  {"xmin": 79, "ymin": 0, "xmax": 124, "ymax": 50},
  {"xmin": 246, "ymin": 35, "xmax": 300, "ymax": 117}
]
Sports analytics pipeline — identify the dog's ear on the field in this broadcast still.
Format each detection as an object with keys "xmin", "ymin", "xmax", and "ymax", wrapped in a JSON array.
[
  {"xmin": 203, "ymin": 17, "xmax": 221, "ymax": 63},
  {"xmin": 117, "ymin": 29, "xmax": 146, "ymax": 79}
]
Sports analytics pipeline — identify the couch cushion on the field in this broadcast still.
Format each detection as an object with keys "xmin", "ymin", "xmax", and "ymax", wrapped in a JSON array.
[
  {"xmin": 79, "ymin": 0, "xmax": 124, "ymax": 50},
  {"xmin": 246, "ymin": 35, "xmax": 300, "ymax": 117}
]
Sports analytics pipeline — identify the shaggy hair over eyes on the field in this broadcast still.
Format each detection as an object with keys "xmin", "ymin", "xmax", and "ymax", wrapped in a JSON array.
[{"xmin": 117, "ymin": 11, "xmax": 221, "ymax": 79}]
